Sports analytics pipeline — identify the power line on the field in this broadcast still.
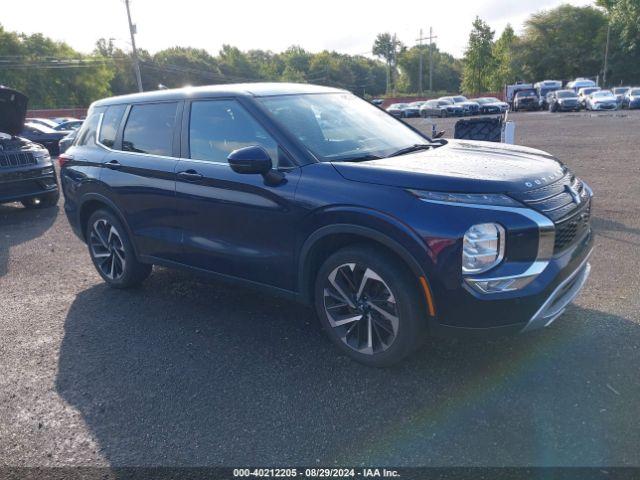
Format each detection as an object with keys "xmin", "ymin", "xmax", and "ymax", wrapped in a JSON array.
[{"xmin": 124, "ymin": 0, "xmax": 143, "ymax": 92}]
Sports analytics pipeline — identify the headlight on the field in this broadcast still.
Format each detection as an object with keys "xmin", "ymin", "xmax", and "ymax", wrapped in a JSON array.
[
  {"xmin": 462, "ymin": 223, "xmax": 505, "ymax": 274},
  {"xmin": 407, "ymin": 190, "xmax": 522, "ymax": 207}
]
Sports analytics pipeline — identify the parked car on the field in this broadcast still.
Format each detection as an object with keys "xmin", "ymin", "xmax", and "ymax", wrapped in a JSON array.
[
  {"xmin": 534, "ymin": 80, "xmax": 562, "ymax": 109},
  {"xmin": 0, "ymin": 87, "xmax": 59, "ymax": 208},
  {"xmin": 567, "ymin": 77, "xmax": 597, "ymax": 93},
  {"xmin": 58, "ymin": 129, "xmax": 78, "ymax": 154},
  {"xmin": 440, "ymin": 96, "xmax": 480, "ymax": 115},
  {"xmin": 25, "ymin": 117, "xmax": 59, "ymax": 129},
  {"xmin": 513, "ymin": 89, "xmax": 539, "ymax": 111},
  {"xmin": 612, "ymin": 87, "xmax": 630, "ymax": 106},
  {"xmin": 473, "ymin": 97, "xmax": 509, "ymax": 114},
  {"xmin": 419, "ymin": 99, "xmax": 464, "ymax": 117},
  {"xmin": 54, "ymin": 119, "xmax": 83, "ymax": 131},
  {"xmin": 19, "ymin": 122, "xmax": 70, "ymax": 156},
  {"xmin": 400, "ymin": 102, "xmax": 421, "ymax": 118},
  {"xmin": 577, "ymin": 87, "xmax": 601, "ymax": 108},
  {"xmin": 585, "ymin": 90, "xmax": 618, "ymax": 111},
  {"xmin": 548, "ymin": 90, "xmax": 581, "ymax": 112},
  {"xmin": 621, "ymin": 87, "xmax": 640, "ymax": 109},
  {"xmin": 504, "ymin": 82, "xmax": 533, "ymax": 107},
  {"xmin": 371, "ymin": 99, "xmax": 384, "ymax": 106},
  {"xmin": 60, "ymin": 83, "xmax": 594, "ymax": 366},
  {"xmin": 52, "ymin": 116, "xmax": 79, "ymax": 124},
  {"xmin": 386, "ymin": 103, "xmax": 409, "ymax": 117}
]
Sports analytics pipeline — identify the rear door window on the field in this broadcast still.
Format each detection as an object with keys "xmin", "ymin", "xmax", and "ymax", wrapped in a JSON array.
[
  {"xmin": 122, "ymin": 102, "xmax": 178, "ymax": 156},
  {"xmin": 99, "ymin": 105, "xmax": 126, "ymax": 148}
]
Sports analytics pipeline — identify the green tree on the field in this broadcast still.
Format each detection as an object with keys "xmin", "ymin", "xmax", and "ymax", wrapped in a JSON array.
[
  {"xmin": 398, "ymin": 44, "xmax": 462, "ymax": 93},
  {"xmin": 518, "ymin": 5, "xmax": 607, "ymax": 82},
  {"xmin": 489, "ymin": 24, "xmax": 524, "ymax": 91},
  {"xmin": 373, "ymin": 33, "xmax": 403, "ymax": 93},
  {"xmin": 461, "ymin": 17, "xmax": 495, "ymax": 95}
]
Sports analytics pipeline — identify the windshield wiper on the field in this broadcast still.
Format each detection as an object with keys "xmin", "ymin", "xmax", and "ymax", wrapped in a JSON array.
[
  {"xmin": 387, "ymin": 144, "xmax": 434, "ymax": 158},
  {"xmin": 338, "ymin": 153, "xmax": 384, "ymax": 162}
]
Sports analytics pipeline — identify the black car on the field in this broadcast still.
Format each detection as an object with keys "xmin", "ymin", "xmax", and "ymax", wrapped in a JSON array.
[
  {"xmin": 20, "ymin": 122, "xmax": 70, "ymax": 156},
  {"xmin": 60, "ymin": 83, "xmax": 593, "ymax": 366},
  {"xmin": 0, "ymin": 87, "xmax": 59, "ymax": 208},
  {"xmin": 548, "ymin": 90, "xmax": 581, "ymax": 112},
  {"xmin": 513, "ymin": 89, "xmax": 539, "ymax": 111},
  {"xmin": 54, "ymin": 120, "xmax": 84, "ymax": 131}
]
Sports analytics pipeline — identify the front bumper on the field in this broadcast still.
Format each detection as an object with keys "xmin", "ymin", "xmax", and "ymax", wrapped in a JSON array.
[
  {"xmin": 0, "ymin": 164, "xmax": 58, "ymax": 204},
  {"xmin": 591, "ymin": 103, "xmax": 617, "ymax": 110}
]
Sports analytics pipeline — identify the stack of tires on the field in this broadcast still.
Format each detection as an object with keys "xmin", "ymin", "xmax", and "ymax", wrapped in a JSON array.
[{"xmin": 454, "ymin": 117, "xmax": 503, "ymax": 143}]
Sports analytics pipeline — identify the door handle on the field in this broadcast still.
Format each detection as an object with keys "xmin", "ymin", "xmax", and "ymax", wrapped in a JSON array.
[
  {"xmin": 105, "ymin": 160, "xmax": 122, "ymax": 170},
  {"xmin": 177, "ymin": 169, "xmax": 203, "ymax": 181}
]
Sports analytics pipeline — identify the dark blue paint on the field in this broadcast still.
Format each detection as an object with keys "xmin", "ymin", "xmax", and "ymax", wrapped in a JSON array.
[{"xmin": 60, "ymin": 84, "xmax": 593, "ymax": 335}]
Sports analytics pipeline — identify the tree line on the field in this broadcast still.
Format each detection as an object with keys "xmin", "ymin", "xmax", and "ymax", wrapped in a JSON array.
[{"xmin": 0, "ymin": 1, "xmax": 638, "ymax": 108}]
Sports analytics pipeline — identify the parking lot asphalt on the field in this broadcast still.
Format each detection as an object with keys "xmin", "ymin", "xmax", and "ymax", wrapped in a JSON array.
[{"xmin": 1, "ymin": 110, "xmax": 639, "ymax": 467}]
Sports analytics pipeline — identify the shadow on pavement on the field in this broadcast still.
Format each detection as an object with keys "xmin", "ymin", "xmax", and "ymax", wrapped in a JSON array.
[
  {"xmin": 56, "ymin": 268, "xmax": 640, "ymax": 466},
  {"xmin": 0, "ymin": 203, "xmax": 58, "ymax": 277}
]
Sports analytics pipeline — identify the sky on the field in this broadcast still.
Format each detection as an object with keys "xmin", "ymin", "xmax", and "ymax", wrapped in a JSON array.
[{"xmin": 2, "ymin": 0, "xmax": 595, "ymax": 59}]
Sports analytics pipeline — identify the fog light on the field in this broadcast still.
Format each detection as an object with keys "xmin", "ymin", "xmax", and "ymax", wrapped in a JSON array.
[{"xmin": 462, "ymin": 223, "xmax": 505, "ymax": 274}]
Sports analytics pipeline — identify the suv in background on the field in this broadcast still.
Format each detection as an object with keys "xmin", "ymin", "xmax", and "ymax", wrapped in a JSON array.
[
  {"xmin": 0, "ymin": 87, "xmax": 59, "ymax": 208},
  {"xmin": 513, "ymin": 89, "xmax": 540, "ymax": 111},
  {"xmin": 60, "ymin": 83, "xmax": 593, "ymax": 366},
  {"xmin": 548, "ymin": 90, "xmax": 581, "ymax": 112}
]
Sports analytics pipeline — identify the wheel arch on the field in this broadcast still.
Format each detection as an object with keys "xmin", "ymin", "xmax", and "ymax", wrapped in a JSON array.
[
  {"xmin": 297, "ymin": 224, "xmax": 433, "ymax": 309},
  {"xmin": 78, "ymin": 193, "xmax": 140, "ymax": 257}
]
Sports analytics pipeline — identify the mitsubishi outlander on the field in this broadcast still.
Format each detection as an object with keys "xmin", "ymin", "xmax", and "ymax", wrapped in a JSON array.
[{"xmin": 60, "ymin": 83, "xmax": 593, "ymax": 366}]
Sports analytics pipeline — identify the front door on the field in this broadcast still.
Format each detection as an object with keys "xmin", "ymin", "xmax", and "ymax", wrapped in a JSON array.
[{"xmin": 174, "ymin": 98, "xmax": 302, "ymax": 291}]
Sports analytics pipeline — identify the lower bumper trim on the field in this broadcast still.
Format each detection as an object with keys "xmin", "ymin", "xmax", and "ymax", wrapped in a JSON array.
[{"xmin": 521, "ymin": 251, "xmax": 592, "ymax": 332}]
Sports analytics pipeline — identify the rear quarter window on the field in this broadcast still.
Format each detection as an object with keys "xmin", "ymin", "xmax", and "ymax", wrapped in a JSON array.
[
  {"xmin": 99, "ymin": 105, "xmax": 127, "ymax": 148},
  {"xmin": 74, "ymin": 110, "xmax": 102, "ymax": 147}
]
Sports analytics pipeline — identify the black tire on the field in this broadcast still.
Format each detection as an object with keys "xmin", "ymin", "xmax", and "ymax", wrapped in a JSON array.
[
  {"xmin": 85, "ymin": 209, "xmax": 152, "ymax": 288},
  {"xmin": 314, "ymin": 245, "xmax": 427, "ymax": 367},
  {"xmin": 21, "ymin": 190, "xmax": 59, "ymax": 209}
]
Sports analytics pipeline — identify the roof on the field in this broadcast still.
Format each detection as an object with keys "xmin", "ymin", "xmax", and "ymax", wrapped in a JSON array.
[{"xmin": 92, "ymin": 82, "xmax": 345, "ymax": 107}]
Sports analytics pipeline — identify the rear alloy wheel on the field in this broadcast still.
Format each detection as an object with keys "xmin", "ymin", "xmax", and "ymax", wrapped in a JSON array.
[
  {"xmin": 315, "ymin": 246, "xmax": 427, "ymax": 366},
  {"xmin": 86, "ymin": 209, "xmax": 151, "ymax": 288}
]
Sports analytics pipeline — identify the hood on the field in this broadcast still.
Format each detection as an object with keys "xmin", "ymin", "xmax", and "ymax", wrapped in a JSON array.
[
  {"xmin": 332, "ymin": 139, "xmax": 566, "ymax": 194},
  {"xmin": 0, "ymin": 87, "xmax": 28, "ymax": 136}
]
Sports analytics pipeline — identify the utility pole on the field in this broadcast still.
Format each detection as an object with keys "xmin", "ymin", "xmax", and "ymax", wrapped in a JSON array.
[
  {"xmin": 392, "ymin": 33, "xmax": 398, "ymax": 95},
  {"xmin": 417, "ymin": 29, "xmax": 424, "ymax": 95},
  {"xmin": 603, "ymin": 23, "xmax": 611, "ymax": 87},
  {"xmin": 124, "ymin": 0, "xmax": 143, "ymax": 92},
  {"xmin": 428, "ymin": 27, "xmax": 437, "ymax": 93}
]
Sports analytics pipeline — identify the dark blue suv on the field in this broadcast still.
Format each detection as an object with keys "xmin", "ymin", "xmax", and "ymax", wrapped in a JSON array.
[{"xmin": 60, "ymin": 83, "xmax": 593, "ymax": 366}]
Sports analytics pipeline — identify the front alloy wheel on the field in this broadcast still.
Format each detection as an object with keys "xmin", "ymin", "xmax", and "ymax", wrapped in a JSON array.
[
  {"xmin": 89, "ymin": 218, "xmax": 126, "ymax": 281},
  {"xmin": 323, "ymin": 263, "xmax": 399, "ymax": 355},
  {"xmin": 315, "ymin": 246, "xmax": 427, "ymax": 366}
]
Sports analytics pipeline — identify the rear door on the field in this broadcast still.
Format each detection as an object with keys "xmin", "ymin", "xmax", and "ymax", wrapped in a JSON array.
[
  {"xmin": 100, "ymin": 101, "xmax": 183, "ymax": 261},
  {"xmin": 174, "ymin": 97, "xmax": 302, "ymax": 291}
]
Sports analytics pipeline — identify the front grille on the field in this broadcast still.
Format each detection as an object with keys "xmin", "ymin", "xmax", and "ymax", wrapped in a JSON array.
[
  {"xmin": 509, "ymin": 172, "xmax": 592, "ymax": 253},
  {"xmin": 554, "ymin": 200, "xmax": 591, "ymax": 252},
  {"xmin": 0, "ymin": 151, "xmax": 37, "ymax": 169}
]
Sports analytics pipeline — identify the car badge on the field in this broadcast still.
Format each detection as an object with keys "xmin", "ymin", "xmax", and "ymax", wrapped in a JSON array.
[{"xmin": 565, "ymin": 184, "xmax": 581, "ymax": 205}]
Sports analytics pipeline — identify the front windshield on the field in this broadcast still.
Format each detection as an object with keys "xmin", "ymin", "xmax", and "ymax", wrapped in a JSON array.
[
  {"xmin": 582, "ymin": 88, "xmax": 599, "ymax": 95},
  {"xmin": 557, "ymin": 90, "xmax": 577, "ymax": 98},
  {"xmin": 630, "ymin": 89, "xmax": 640, "ymax": 95},
  {"xmin": 593, "ymin": 91, "xmax": 614, "ymax": 98},
  {"xmin": 517, "ymin": 91, "xmax": 536, "ymax": 97},
  {"xmin": 259, "ymin": 93, "xmax": 429, "ymax": 162},
  {"xmin": 452, "ymin": 96, "xmax": 467, "ymax": 103},
  {"xmin": 613, "ymin": 88, "xmax": 629, "ymax": 94}
]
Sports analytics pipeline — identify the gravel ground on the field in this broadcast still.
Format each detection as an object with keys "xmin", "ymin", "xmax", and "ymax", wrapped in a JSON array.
[{"xmin": 0, "ymin": 110, "xmax": 639, "ymax": 467}]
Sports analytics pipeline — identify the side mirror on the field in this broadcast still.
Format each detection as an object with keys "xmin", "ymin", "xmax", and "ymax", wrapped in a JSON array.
[{"xmin": 227, "ymin": 145, "xmax": 272, "ymax": 175}]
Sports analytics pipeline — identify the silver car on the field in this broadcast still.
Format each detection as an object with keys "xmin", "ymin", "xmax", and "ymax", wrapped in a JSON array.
[{"xmin": 586, "ymin": 90, "xmax": 618, "ymax": 111}]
